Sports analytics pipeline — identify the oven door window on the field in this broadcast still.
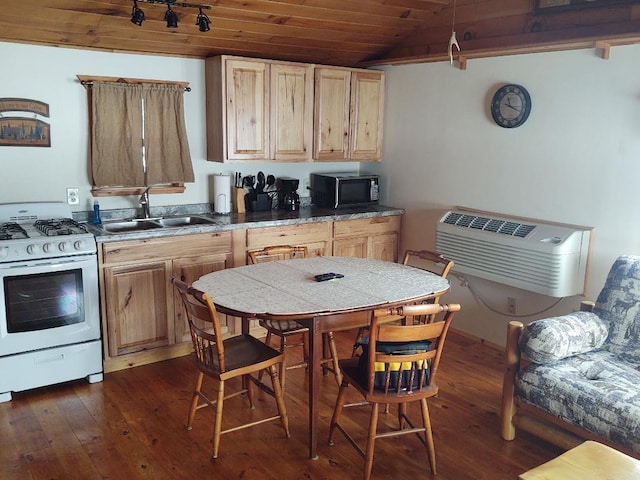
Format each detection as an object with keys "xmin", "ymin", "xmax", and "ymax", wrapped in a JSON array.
[{"xmin": 4, "ymin": 269, "xmax": 85, "ymax": 332}]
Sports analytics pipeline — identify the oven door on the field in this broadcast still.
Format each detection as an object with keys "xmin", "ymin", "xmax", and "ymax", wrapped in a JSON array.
[{"xmin": 0, "ymin": 255, "xmax": 100, "ymax": 357}]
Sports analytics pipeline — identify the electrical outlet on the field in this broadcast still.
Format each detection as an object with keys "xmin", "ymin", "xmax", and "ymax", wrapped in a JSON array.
[
  {"xmin": 66, "ymin": 188, "xmax": 79, "ymax": 205},
  {"xmin": 507, "ymin": 297, "xmax": 517, "ymax": 315},
  {"xmin": 301, "ymin": 178, "xmax": 311, "ymax": 197}
]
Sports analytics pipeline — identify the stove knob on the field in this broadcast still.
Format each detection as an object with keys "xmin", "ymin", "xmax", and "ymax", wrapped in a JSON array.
[
  {"xmin": 27, "ymin": 244, "xmax": 40, "ymax": 255},
  {"xmin": 58, "ymin": 242, "xmax": 68, "ymax": 252},
  {"xmin": 43, "ymin": 243, "xmax": 53, "ymax": 253},
  {"xmin": 74, "ymin": 240, "xmax": 85, "ymax": 250}
]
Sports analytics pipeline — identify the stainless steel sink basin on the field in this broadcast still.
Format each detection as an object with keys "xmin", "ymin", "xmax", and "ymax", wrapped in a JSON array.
[
  {"xmin": 99, "ymin": 215, "xmax": 219, "ymax": 233},
  {"xmin": 100, "ymin": 219, "xmax": 164, "ymax": 233},
  {"xmin": 154, "ymin": 215, "xmax": 218, "ymax": 227}
]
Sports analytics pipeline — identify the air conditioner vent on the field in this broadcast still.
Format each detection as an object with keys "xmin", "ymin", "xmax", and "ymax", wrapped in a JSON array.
[
  {"xmin": 436, "ymin": 209, "xmax": 592, "ymax": 297},
  {"xmin": 442, "ymin": 211, "xmax": 536, "ymax": 238}
]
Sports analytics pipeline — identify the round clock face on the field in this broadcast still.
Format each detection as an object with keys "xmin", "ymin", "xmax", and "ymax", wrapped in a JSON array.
[{"xmin": 491, "ymin": 84, "xmax": 532, "ymax": 128}]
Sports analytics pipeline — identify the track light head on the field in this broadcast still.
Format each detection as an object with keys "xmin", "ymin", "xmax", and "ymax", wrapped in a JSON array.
[
  {"xmin": 165, "ymin": 5, "xmax": 179, "ymax": 28},
  {"xmin": 196, "ymin": 7, "xmax": 210, "ymax": 32},
  {"xmin": 130, "ymin": 1, "xmax": 145, "ymax": 26}
]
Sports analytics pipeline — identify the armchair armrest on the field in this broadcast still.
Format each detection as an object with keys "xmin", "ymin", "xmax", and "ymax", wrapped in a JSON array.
[{"xmin": 519, "ymin": 311, "xmax": 608, "ymax": 364}]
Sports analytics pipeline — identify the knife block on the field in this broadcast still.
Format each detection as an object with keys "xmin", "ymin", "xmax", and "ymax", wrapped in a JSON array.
[{"xmin": 234, "ymin": 188, "xmax": 245, "ymax": 213}]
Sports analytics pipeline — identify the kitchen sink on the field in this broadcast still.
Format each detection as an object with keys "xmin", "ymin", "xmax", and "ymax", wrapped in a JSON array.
[
  {"xmin": 154, "ymin": 215, "xmax": 218, "ymax": 227},
  {"xmin": 99, "ymin": 215, "xmax": 219, "ymax": 233},
  {"xmin": 100, "ymin": 219, "xmax": 164, "ymax": 233}
]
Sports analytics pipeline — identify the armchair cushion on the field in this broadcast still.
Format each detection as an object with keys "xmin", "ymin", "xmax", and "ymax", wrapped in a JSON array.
[
  {"xmin": 519, "ymin": 311, "xmax": 609, "ymax": 364},
  {"xmin": 516, "ymin": 349, "xmax": 640, "ymax": 455}
]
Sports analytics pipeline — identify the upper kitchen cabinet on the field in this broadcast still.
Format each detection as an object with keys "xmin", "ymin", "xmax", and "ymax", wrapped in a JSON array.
[
  {"xmin": 205, "ymin": 55, "xmax": 313, "ymax": 162},
  {"xmin": 313, "ymin": 67, "xmax": 385, "ymax": 162},
  {"xmin": 270, "ymin": 63, "xmax": 314, "ymax": 162}
]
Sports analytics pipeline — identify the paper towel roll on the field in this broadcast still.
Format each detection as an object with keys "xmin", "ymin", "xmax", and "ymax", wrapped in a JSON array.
[{"xmin": 213, "ymin": 174, "xmax": 231, "ymax": 214}]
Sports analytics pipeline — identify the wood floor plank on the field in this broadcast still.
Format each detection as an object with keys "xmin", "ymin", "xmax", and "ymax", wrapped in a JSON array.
[{"xmin": 0, "ymin": 330, "xmax": 563, "ymax": 479}]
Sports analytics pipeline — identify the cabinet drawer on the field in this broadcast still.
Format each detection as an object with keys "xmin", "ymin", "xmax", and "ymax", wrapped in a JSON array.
[
  {"xmin": 101, "ymin": 232, "xmax": 232, "ymax": 264},
  {"xmin": 333, "ymin": 216, "xmax": 400, "ymax": 238},
  {"xmin": 246, "ymin": 222, "xmax": 331, "ymax": 249}
]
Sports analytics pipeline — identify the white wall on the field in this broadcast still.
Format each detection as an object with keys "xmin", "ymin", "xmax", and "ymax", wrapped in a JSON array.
[
  {"xmin": 0, "ymin": 42, "xmax": 357, "ymax": 211},
  {"xmin": 5, "ymin": 41, "xmax": 639, "ymax": 346},
  {"xmin": 370, "ymin": 44, "xmax": 640, "ymax": 346}
]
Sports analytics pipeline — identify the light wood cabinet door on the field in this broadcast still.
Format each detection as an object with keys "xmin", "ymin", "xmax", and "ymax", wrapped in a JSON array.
[
  {"xmin": 370, "ymin": 232, "xmax": 398, "ymax": 262},
  {"xmin": 333, "ymin": 236, "xmax": 368, "ymax": 258},
  {"xmin": 225, "ymin": 58, "xmax": 270, "ymax": 160},
  {"xmin": 313, "ymin": 67, "xmax": 351, "ymax": 161},
  {"xmin": 173, "ymin": 253, "xmax": 233, "ymax": 343},
  {"xmin": 332, "ymin": 216, "xmax": 400, "ymax": 261},
  {"xmin": 270, "ymin": 63, "xmax": 313, "ymax": 162},
  {"xmin": 104, "ymin": 261, "xmax": 172, "ymax": 357},
  {"xmin": 349, "ymin": 70, "xmax": 384, "ymax": 161}
]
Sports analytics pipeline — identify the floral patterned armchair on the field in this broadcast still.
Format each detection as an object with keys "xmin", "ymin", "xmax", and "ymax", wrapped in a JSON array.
[{"xmin": 501, "ymin": 255, "xmax": 640, "ymax": 458}]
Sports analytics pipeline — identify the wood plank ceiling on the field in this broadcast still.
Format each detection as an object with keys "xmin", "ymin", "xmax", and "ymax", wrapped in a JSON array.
[{"xmin": 1, "ymin": 0, "xmax": 639, "ymax": 67}]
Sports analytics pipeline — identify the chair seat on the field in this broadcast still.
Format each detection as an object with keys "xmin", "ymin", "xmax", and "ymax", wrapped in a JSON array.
[
  {"xmin": 198, "ymin": 334, "xmax": 284, "ymax": 378},
  {"xmin": 259, "ymin": 318, "xmax": 308, "ymax": 334}
]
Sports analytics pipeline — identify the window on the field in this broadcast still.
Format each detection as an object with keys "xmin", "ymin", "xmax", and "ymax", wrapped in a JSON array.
[{"xmin": 82, "ymin": 76, "xmax": 194, "ymax": 195}]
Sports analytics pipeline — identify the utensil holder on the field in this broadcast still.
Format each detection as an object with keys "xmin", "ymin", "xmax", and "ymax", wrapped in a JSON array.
[{"xmin": 246, "ymin": 193, "xmax": 271, "ymax": 212}]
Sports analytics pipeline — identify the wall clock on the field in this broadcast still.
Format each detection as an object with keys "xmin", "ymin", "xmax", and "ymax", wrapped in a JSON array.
[{"xmin": 490, "ymin": 84, "xmax": 532, "ymax": 128}]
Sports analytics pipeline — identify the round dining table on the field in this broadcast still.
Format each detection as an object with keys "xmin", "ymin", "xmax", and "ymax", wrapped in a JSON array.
[{"xmin": 193, "ymin": 255, "xmax": 450, "ymax": 459}]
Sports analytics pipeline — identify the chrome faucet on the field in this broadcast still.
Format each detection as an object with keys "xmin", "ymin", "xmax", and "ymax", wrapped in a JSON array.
[{"xmin": 139, "ymin": 186, "xmax": 152, "ymax": 219}]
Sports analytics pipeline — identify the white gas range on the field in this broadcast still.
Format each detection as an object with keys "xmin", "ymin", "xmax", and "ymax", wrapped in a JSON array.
[{"xmin": 0, "ymin": 202, "xmax": 103, "ymax": 402}]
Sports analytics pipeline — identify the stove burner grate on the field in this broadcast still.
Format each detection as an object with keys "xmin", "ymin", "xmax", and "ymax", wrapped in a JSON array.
[
  {"xmin": 0, "ymin": 222, "xmax": 28, "ymax": 240},
  {"xmin": 34, "ymin": 218, "xmax": 88, "ymax": 236}
]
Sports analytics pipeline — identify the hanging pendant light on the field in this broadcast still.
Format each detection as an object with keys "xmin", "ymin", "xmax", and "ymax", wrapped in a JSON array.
[
  {"xmin": 196, "ymin": 7, "xmax": 211, "ymax": 32},
  {"xmin": 130, "ymin": 0, "xmax": 145, "ymax": 26},
  {"xmin": 165, "ymin": 5, "xmax": 179, "ymax": 28}
]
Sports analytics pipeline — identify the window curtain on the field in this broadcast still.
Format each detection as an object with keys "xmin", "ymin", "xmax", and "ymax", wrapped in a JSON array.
[
  {"xmin": 91, "ymin": 81, "xmax": 194, "ymax": 187},
  {"xmin": 91, "ymin": 82, "xmax": 145, "ymax": 187},
  {"xmin": 142, "ymin": 83, "xmax": 194, "ymax": 184}
]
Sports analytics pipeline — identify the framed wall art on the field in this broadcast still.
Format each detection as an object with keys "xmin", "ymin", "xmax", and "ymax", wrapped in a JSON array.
[
  {"xmin": 0, "ymin": 98, "xmax": 51, "ymax": 147},
  {"xmin": 535, "ymin": 0, "xmax": 640, "ymax": 14}
]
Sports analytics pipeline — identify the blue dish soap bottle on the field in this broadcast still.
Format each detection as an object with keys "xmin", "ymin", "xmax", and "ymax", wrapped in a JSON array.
[{"xmin": 92, "ymin": 200, "xmax": 102, "ymax": 225}]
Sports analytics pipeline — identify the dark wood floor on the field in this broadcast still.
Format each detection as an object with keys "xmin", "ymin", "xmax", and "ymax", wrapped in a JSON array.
[{"xmin": 0, "ymin": 330, "xmax": 562, "ymax": 479}]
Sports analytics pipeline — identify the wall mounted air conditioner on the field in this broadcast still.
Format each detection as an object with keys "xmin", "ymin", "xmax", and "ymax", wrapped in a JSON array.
[{"xmin": 435, "ymin": 208, "xmax": 592, "ymax": 297}]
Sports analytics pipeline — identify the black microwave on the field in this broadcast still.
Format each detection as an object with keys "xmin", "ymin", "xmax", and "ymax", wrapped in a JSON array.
[{"xmin": 310, "ymin": 173, "xmax": 379, "ymax": 209}]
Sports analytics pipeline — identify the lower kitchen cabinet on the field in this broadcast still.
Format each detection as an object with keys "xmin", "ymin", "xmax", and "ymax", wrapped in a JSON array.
[
  {"xmin": 173, "ymin": 253, "xmax": 232, "ymax": 343},
  {"xmin": 333, "ymin": 216, "xmax": 400, "ymax": 262},
  {"xmin": 104, "ymin": 260, "xmax": 172, "ymax": 358},
  {"xmin": 99, "ymin": 232, "xmax": 233, "ymax": 372},
  {"xmin": 97, "ymin": 214, "xmax": 401, "ymax": 372}
]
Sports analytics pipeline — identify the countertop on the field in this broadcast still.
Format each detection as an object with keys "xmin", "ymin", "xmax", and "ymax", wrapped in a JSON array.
[{"xmin": 85, "ymin": 204, "xmax": 404, "ymax": 243}]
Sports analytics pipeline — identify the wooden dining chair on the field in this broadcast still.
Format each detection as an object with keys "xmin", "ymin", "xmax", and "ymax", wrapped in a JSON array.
[
  {"xmin": 352, "ymin": 249, "xmax": 454, "ymax": 357},
  {"xmin": 328, "ymin": 302, "xmax": 461, "ymax": 480},
  {"xmin": 248, "ymin": 245, "xmax": 342, "ymax": 389},
  {"xmin": 171, "ymin": 278, "xmax": 290, "ymax": 459}
]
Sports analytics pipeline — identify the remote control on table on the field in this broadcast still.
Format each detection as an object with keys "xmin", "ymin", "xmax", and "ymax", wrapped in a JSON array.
[{"xmin": 314, "ymin": 272, "xmax": 344, "ymax": 282}]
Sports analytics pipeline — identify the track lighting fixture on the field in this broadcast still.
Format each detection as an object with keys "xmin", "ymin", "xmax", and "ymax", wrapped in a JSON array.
[
  {"xmin": 164, "ymin": 5, "xmax": 179, "ymax": 28},
  {"xmin": 129, "ymin": 0, "xmax": 212, "ymax": 31},
  {"xmin": 130, "ymin": 0, "xmax": 145, "ymax": 26},
  {"xmin": 196, "ymin": 7, "xmax": 210, "ymax": 32}
]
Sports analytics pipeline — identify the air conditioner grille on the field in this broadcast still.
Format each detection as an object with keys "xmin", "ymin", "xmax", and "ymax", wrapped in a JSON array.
[{"xmin": 442, "ymin": 212, "xmax": 536, "ymax": 238}]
